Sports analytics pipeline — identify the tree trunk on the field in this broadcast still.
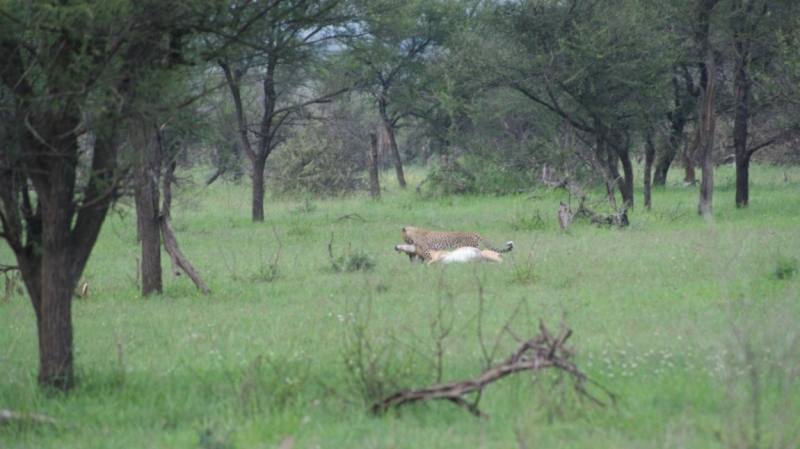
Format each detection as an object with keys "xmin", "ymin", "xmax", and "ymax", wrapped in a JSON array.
[
  {"xmin": 252, "ymin": 155, "xmax": 267, "ymax": 222},
  {"xmin": 369, "ymin": 132, "xmax": 381, "ymax": 199},
  {"xmin": 696, "ymin": 0, "xmax": 719, "ymax": 216},
  {"xmin": 385, "ymin": 122, "xmax": 406, "ymax": 188},
  {"xmin": 655, "ymin": 66, "xmax": 693, "ymax": 186},
  {"xmin": 616, "ymin": 145, "xmax": 634, "ymax": 209},
  {"xmin": 735, "ymin": 154, "xmax": 751, "ymax": 207},
  {"xmin": 161, "ymin": 160, "xmax": 210, "ymax": 294},
  {"xmin": 35, "ymin": 246, "xmax": 74, "ymax": 390},
  {"xmin": 132, "ymin": 121, "xmax": 163, "ymax": 296},
  {"xmin": 644, "ymin": 132, "xmax": 656, "ymax": 210},
  {"xmin": 653, "ymin": 139, "xmax": 676, "ymax": 186},
  {"xmin": 682, "ymin": 129, "xmax": 698, "ymax": 185},
  {"xmin": 29, "ymin": 116, "xmax": 81, "ymax": 390},
  {"xmin": 378, "ymin": 95, "xmax": 406, "ymax": 188},
  {"xmin": 595, "ymin": 138, "xmax": 618, "ymax": 209},
  {"xmin": 731, "ymin": 0, "xmax": 758, "ymax": 208}
]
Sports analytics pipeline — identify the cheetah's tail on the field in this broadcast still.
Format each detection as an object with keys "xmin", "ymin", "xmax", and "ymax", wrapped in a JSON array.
[{"xmin": 497, "ymin": 241, "xmax": 514, "ymax": 253}]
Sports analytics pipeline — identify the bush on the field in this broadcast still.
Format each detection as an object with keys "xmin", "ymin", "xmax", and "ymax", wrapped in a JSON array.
[
  {"xmin": 774, "ymin": 254, "xmax": 798, "ymax": 280},
  {"xmin": 268, "ymin": 132, "xmax": 366, "ymax": 198}
]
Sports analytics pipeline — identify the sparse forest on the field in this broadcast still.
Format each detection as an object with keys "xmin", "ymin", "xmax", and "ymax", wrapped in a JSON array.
[{"xmin": 1, "ymin": 0, "xmax": 799, "ymax": 448}]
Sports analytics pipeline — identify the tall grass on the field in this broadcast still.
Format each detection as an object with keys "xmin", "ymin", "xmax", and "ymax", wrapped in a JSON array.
[{"xmin": 1, "ymin": 164, "xmax": 798, "ymax": 448}]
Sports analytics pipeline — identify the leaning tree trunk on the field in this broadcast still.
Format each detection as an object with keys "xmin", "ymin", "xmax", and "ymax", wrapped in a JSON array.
[
  {"xmin": 132, "ymin": 120, "xmax": 163, "ymax": 296},
  {"xmin": 378, "ymin": 95, "xmax": 406, "ymax": 189},
  {"xmin": 161, "ymin": 159, "xmax": 210, "ymax": 294},
  {"xmin": 384, "ymin": 122, "xmax": 406, "ymax": 189}
]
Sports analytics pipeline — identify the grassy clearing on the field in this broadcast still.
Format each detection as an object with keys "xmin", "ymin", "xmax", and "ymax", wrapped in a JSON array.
[{"xmin": 1, "ymin": 164, "xmax": 799, "ymax": 448}]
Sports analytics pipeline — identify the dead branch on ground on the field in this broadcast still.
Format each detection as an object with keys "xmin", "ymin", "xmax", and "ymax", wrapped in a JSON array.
[
  {"xmin": 335, "ymin": 213, "xmax": 366, "ymax": 222},
  {"xmin": 574, "ymin": 197, "xmax": 629, "ymax": 228},
  {"xmin": 372, "ymin": 320, "xmax": 615, "ymax": 418},
  {"xmin": 0, "ymin": 409, "xmax": 57, "ymax": 426}
]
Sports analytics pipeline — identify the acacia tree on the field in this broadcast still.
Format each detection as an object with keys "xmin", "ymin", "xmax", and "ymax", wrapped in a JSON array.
[
  {"xmin": 487, "ymin": 0, "xmax": 671, "ymax": 208},
  {"xmin": 653, "ymin": 63, "xmax": 697, "ymax": 186},
  {"xmin": 133, "ymin": 109, "xmax": 211, "ymax": 297},
  {"xmin": 728, "ymin": 0, "xmax": 800, "ymax": 208},
  {"xmin": 217, "ymin": 0, "xmax": 349, "ymax": 222},
  {"xmin": 0, "ymin": 1, "xmax": 229, "ymax": 391},
  {"xmin": 339, "ymin": 0, "xmax": 454, "ymax": 189}
]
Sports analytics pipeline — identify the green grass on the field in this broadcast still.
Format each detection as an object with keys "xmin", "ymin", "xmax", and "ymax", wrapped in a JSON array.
[{"xmin": 1, "ymin": 164, "xmax": 799, "ymax": 448}]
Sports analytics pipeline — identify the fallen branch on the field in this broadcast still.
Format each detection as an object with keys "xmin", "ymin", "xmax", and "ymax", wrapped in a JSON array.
[
  {"xmin": 372, "ymin": 320, "xmax": 615, "ymax": 417},
  {"xmin": 335, "ymin": 213, "xmax": 366, "ymax": 222},
  {"xmin": 0, "ymin": 409, "xmax": 57, "ymax": 426},
  {"xmin": 574, "ymin": 197, "xmax": 629, "ymax": 228}
]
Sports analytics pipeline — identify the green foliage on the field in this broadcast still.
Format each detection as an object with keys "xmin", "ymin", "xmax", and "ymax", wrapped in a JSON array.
[
  {"xmin": 774, "ymin": 253, "xmax": 798, "ymax": 280},
  {"xmin": 269, "ymin": 132, "xmax": 367, "ymax": 198},
  {"xmin": 509, "ymin": 251, "xmax": 539, "ymax": 284},
  {"xmin": 509, "ymin": 209, "xmax": 547, "ymax": 231},
  {"xmin": 331, "ymin": 249, "xmax": 376, "ymax": 273},
  {"xmin": 249, "ymin": 260, "xmax": 280, "ymax": 283},
  {"xmin": 422, "ymin": 156, "xmax": 538, "ymax": 196}
]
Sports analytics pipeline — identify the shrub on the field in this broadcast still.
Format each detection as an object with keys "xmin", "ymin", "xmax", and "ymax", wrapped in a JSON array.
[
  {"xmin": 774, "ymin": 254, "xmax": 798, "ymax": 280},
  {"xmin": 269, "ymin": 131, "xmax": 366, "ymax": 198}
]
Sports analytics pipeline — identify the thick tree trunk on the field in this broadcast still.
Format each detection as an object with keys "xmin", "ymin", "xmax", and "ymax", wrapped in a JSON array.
[
  {"xmin": 30, "ymin": 115, "xmax": 81, "ymax": 390},
  {"xmin": 368, "ymin": 132, "xmax": 380, "ymax": 199},
  {"xmin": 644, "ymin": 133, "xmax": 656, "ymax": 210},
  {"xmin": 132, "ymin": 121, "xmax": 163, "ymax": 296},
  {"xmin": 35, "ymin": 246, "xmax": 75, "ymax": 390}
]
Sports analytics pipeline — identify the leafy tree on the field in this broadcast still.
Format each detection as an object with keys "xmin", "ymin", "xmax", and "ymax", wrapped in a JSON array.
[
  {"xmin": 217, "ymin": 0, "xmax": 350, "ymax": 222},
  {"xmin": 728, "ymin": 0, "xmax": 800, "ymax": 207},
  {"xmin": 487, "ymin": 0, "xmax": 673, "ymax": 208},
  {"xmin": 0, "ymin": 0, "xmax": 230, "ymax": 391},
  {"xmin": 338, "ymin": 0, "xmax": 455, "ymax": 189}
]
